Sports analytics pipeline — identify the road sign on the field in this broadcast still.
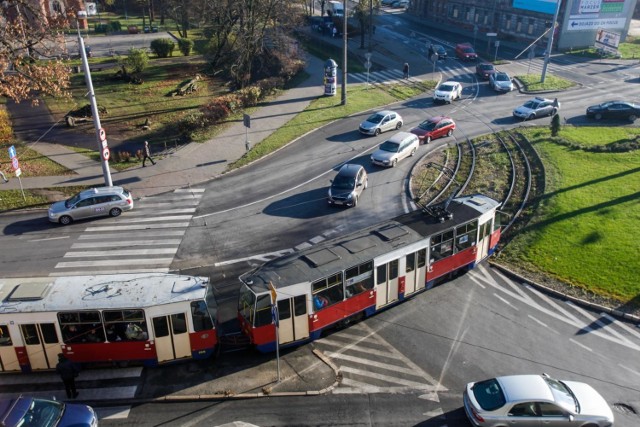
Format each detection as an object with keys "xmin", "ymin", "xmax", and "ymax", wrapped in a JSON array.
[
  {"xmin": 11, "ymin": 157, "xmax": 19, "ymax": 171},
  {"xmin": 15, "ymin": 168, "xmax": 21, "ymax": 177},
  {"xmin": 102, "ymin": 146, "xmax": 110, "ymax": 161},
  {"xmin": 102, "ymin": 139, "xmax": 108, "ymax": 149},
  {"xmin": 8, "ymin": 145, "xmax": 16, "ymax": 159},
  {"xmin": 243, "ymin": 113, "xmax": 251, "ymax": 129},
  {"xmin": 364, "ymin": 60, "xmax": 371, "ymax": 70},
  {"xmin": 486, "ymin": 32, "xmax": 497, "ymax": 37},
  {"xmin": 98, "ymin": 127, "xmax": 106, "ymax": 141}
]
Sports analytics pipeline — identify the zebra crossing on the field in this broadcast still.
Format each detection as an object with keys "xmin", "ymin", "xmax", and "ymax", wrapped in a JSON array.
[
  {"xmin": 315, "ymin": 322, "xmax": 446, "ymax": 396},
  {"xmin": 0, "ymin": 366, "xmax": 142, "ymax": 421},
  {"xmin": 50, "ymin": 188, "xmax": 204, "ymax": 277},
  {"xmin": 348, "ymin": 68, "xmax": 423, "ymax": 85}
]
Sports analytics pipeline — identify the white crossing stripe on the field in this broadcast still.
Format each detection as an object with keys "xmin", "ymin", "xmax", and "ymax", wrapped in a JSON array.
[
  {"xmin": 117, "ymin": 215, "xmax": 195, "ymax": 223},
  {"xmin": 0, "ymin": 368, "xmax": 143, "ymax": 385},
  {"xmin": 72, "ymin": 239, "xmax": 183, "ymax": 248},
  {"xmin": 55, "ymin": 258, "xmax": 175, "ymax": 268},
  {"xmin": 174, "ymin": 188, "xmax": 205, "ymax": 193},
  {"xmin": 0, "ymin": 386, "xmax": 138, "ymax": 401},
  {"xmin": 95, "ymin": 406, "xmax": 132, "ymax": 420},
  {"xmin": 64, "ymin": 248, "xmax": 179, "ymax": 257},
  {"xmin": 79, "ymin": 230, "xmax": 186, "ymax": 239},
  {"xmin": 50, "ymin": 268, "xmax": 170, "ymax": 276},
  {"xmin": 84, "ymin": 222, "xmax": 191, "ymax": 231}
]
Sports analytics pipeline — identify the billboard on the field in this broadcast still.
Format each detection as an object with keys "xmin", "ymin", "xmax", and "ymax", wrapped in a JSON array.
[
  {"xmin": 594, "ymin": 28, "xmax": 621, "ymax": 53},
  {"xmin": 567, "ymin": 0, "xmax": 632, "ymax": 31},
  {"xmin": 513, "ymin": 0, "xmax": 559, "ymax": 15}
]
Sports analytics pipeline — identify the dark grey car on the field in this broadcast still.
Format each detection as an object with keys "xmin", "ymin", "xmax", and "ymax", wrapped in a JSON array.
[{"xmin": 328, "ymin": 164, "xmax": 368, "ymax": 207}]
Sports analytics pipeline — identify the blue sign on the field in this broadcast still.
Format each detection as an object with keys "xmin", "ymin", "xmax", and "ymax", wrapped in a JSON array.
[
  {"xmin": 8, "ymin": 145, "xmax": 16, "ymax": 159},
  {"xmin": 271, "ymin": 305, "xmax": 279, "ymax": 327},
  {"xmin": 513, "ymin": 0, "xmax": 557, "ymax": 15}
]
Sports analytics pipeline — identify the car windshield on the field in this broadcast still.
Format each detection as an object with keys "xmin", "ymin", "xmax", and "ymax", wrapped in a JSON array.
[
  {"xmin": 379, "ymin": 141, "xmax": 400, "ymax": 152},
  {"xmin": 438, "ymin": 84, "xmax": 455, "ymax": 92},
  {"xmin": 20, "ymin": 399, "xmax": 64, "ymax": 427},
  {"xmin": 332, "ymin": 175, "xmax": 356, "ymax": 190},
  {"xmin": 522, "ymin": 101, "xmax": 539, "ymax": 109},
  {"xmin": 496, "ymin": 74, "xmax": 509, "ymax": 81},
  {"xmin": 366, "ymin": 113, "xmax": 384, "ymax": 124},
  {"xmin": 65, "ymin": 193, "xmax": 83, "ymax": 208},
  {"xmin": 418, "ymin": 121, "xmax": 437, "ymax": 131},
  {"xmin": 471, "ymin": 379, "xmax": 506, "ymax": 411},
  {"xmin": 544, "ymin": 377, "xmax": 579, "ymax": 413},
  {"xmin": 463, "ymin": 47, "xmax": 475, "ymax": 53},
  {"xmin": 480, "ymin": 64, "xmax": 493, "ymax": 70}
]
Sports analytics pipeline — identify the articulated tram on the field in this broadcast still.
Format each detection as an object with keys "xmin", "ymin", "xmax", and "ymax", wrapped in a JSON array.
[
  {"xmin": 0, "ymin": 274, "xmax": 217, "ymax": 372},
  {"xmin": 238, "ymin": 194, "xmax": 502, "ymax": 352}
]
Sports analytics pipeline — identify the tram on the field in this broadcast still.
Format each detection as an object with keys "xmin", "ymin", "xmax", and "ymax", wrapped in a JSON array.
[
  {"xmin": 0, "ymin": 273, "xmax": 217, "ymax": 373},
  {"xmin": 238, "ymin": 194, "xmax": 502, "ymax": 352}
]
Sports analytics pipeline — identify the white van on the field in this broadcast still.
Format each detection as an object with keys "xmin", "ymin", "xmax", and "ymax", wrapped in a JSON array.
[
  {"xmin": 328, "ymin": 1, "xmax": 344, "ymax": 17},
  {"xmin": 370, "ymin": 131, "xmax": 419, "ymax": 167}
]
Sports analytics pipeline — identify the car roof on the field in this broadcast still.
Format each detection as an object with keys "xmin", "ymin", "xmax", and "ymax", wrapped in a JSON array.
[
  {"xmin": 441, "ymin": 81, "xmax": 460, "ymax": 85},
  {"xmin": 0, "ymin": 397, "xmax": 31, "ymax": 427},
  {"xmin": 497, "ymin": 375, "xmax": 553, "ymax": 403},
  {"xmin": 386, "ymin": 131, "xmax": 415, "ymax": 143},
  {"xmin": 337, "ymin": 163, "xmax": 363, "ymax": 177},
  {"xmin": 374, "ymin": 110, "xmax": 396, "ymax": 116},
  {"xmin": 426, "ymin": 116, "xmax": 450, "ymax": 123},
  {"xmin": 80, "ymin": 186, "xmax": 125, "ymax": 196}
]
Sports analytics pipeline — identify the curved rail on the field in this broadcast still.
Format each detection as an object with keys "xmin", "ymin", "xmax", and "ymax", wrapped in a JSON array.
[
  {"xmin": 458, "ymin": 137, "xmax": 476, "ymax": 195},
  {"xmin": 425, "ymin": 142, "xmax": 463, "ymax": 207},
  {"xmin": 502, "ymin": 131, "xmax": 532, "ymax": 234},
  {"xmin": 495, "ymin": 134, "xmax": 516, "ymax": 209}
]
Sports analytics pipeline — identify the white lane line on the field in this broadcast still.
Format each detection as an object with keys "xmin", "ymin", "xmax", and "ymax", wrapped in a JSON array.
[
  {"xmin": 49, "ymin": 268, "xmax": 170, "ymax": 276},
  {"xmin": 618, "ymin": 364, "xmax": 640, "ymax": 379},
  {"xmin": 174, "ymin": 188, "xmax": 205, "ymax": 193},
  {"xmin": 564, "ymin": 301, "xmax": 635, "ymax": 347},
  {"xmin": 28, "ymin": 236, "xmax": 70, "ymax": 242},
  {"xmin": 55, "ymin": 258, "xmax": 174, "ymax": 268},
  {"xmin": 64, "ymin": 248, "xmax": 178, "ymax": 257},
  {"xmin": 79, "ymin": 230, "xmax": 186, "ymax": 239},
  {"xmin": 0, "ymin": 386, "xmax": 137, "ymax": 401},
  {"xmin": 341, "ymin": 366, "xmax": 433, "ymax": 388},
  {"xmin": 327, "ymin": 352, "xmax": 428, "ymax": 379},
  {"xmin": 213, "ymin": 249, "xmax": 294, "ymax": 267},
  {"xmin": 601, "ymin": 312, "xmax": 640, "ymax": 341},
  {"xmin": 309, "ymin": 235, "xmax": 325, "ymax": 244},
  {"xmin": 118, "ymin": 215, "xmax": 195, "ymax": 223},
  {"xmin": 85, "ymin": 222, "xmax": 191, "ymax": 231},
  {"xmin": 95, "ymin": 406, "xmax": 132, "ymax": 420},
  {"xmin": 569, "ymin": 338, "xmax": 593, "ymax": 353},
  {"xmin": 135, "ymin": 201, "xmax": 200, "ymax": 208},
  {"xmin": 140, "ymin": 194, "xmax": 202, "ymax": 202},
  {"xmin": 0, "ymin": 367, "xmax": 143, "ymax": 384},
  {"xmin": 528, "ymin": 315, "xmax": 559, "ymax": 334},
  {"xmin": 127, "ymin": 208, "xmax": 196, "ymax": 216},
  {"xmin": 295, "ymin": 242, "xmax": 312, "ymax": 251},
  {"xmin": 72, "ymin": 239, "xmax": 182, "ymax": 248},
  {"xmin": 494, "ymin": 293, "xmax": 518, "ymax": 309}
]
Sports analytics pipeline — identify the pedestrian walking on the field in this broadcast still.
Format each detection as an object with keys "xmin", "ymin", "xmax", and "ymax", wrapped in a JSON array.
[
  {"xmin": 332, "ymin": 26, "xmax": 338, "ymax": 38},
  {"xmin": 56, "ymin": 354, "xmax": 80, "ymax": 399},
  {"xmin": 403, "ymin": 62, "xmax": 410, "ymax": 79},
  {"xmin": 142, "ymin": 140, "xmax": 156, "ymax": 167}
]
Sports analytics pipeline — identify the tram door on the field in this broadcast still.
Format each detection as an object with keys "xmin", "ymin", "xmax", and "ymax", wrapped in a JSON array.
[
  {"xmin": 152, "ymin": 313, "xmax": 191, "ymax": 363},
  {"xmin": 19, "ymin": 323, "xmax": 60, "ymax": 370},
  {"xmin": 477, "ymin": 220, "xmax": 492, "ymax": 261},
  {"xmin": 278, "ymin": 295, "xmax": 309, "ymax": 345},
  {"xmin": 405, "ymin": 249, "xmax": 427, "ymax": 294},
  {"xmin": 375, "ymin": 259, "xmax": 399, "ymax": 308},
  {"xmin": 0, "ymin": 325, "xmax": 20, "ymax": 372}
]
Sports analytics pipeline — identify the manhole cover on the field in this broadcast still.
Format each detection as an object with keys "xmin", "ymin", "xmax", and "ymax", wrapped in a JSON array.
[{"xmin": 613, "ymin": 403, "xmax": 637, "ymax": 415}]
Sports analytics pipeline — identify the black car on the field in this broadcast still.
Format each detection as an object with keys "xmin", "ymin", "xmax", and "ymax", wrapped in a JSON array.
[
  {"xmin": 586, "ymin": 100, "xmax": 640, "ymax": 122},
  {"xmin": 432, "ymin": 45, "xmax": 447, "ymax": 60}
]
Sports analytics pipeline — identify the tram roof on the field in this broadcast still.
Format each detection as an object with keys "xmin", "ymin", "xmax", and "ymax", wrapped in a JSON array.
[
  {"xmin": 0, "ymin": 273, "xmax": 210, "ymax": 313},
  {"xmin": 243, "ymin": 194, "xmax": 499, "ymax": 294}
]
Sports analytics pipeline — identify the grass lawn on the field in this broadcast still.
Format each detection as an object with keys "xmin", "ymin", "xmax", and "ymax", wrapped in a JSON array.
[
  {"xmin": 515, "ymin": 74, "xmax": 576, "ymax": 91},
  {"xmin": 501, "ymin": 126, "xmax": 640, "ymax": 303}
]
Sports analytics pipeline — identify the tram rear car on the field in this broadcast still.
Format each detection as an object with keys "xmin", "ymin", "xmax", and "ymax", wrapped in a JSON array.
[
  {"xmin": 238, "ymin": 194, "xmax": 501, "ymax": 352},
  {"xmin": 0, "ymin": 274, "xmax": 217, "ymax": 373}
]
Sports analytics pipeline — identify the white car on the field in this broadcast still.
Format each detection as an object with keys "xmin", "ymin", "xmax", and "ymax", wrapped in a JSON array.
[
  {"xmin": 370, "ymin": 132, "xmax": 419, "ymax": 167},
  {"xmin": 433, "ymin": 81, "xmax": 462, "ymax": 103},
  {"xmin": 489, "ymin": 71, "xmax": 514, "ymax": 92}
]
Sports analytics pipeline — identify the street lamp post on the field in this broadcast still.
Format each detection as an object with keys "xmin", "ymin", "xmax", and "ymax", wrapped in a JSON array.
[
  {"xmin": 341, "ymin": 0, "xmax": 347, "ymax": 105},
  {"xmin": 541, "ymin": 0, "xmax": 562, "ymax": 83}
]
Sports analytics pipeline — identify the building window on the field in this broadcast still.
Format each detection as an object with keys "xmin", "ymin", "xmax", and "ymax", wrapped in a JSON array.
[
  {"xmin": 452, "ymin": 6, "xmax": 459, "ymax": 19},
  {"xmin": 528, "ymin": 23, "xmax": 534, "ymax": 35}
]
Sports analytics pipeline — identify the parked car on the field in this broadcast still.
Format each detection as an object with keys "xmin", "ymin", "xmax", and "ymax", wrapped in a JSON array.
[
  {"xmin": 48, "ymin": 186, "xmax": 134, "ymax": 225},
  {"xmin": 476, "ymin": 62, "xmax": 496, "ymax": 80},
  {"xmin": 0, "ymin": 396, "xmax": 98, "ymax": 427},
  {"xmin": 489, "ymin": 71, "xmax": 514, "ymax": 92},
  {"xmin": 370, "ymin": 132, "xmax": 419, "ymax": 167},
  {"xmin": 463, "ymin": 374, "xmax": 614, "ymax": 427},
  {"xmin": 391, "ymin": 0, "xmax": 409, "ymax": 8},
  {"xmin": 410, "ymin": 116, "xmax": 456, "ymax": 143},
  {"xmin": 455, "ymin": 42, "xmax": 477, "ymax": 61},
  {"xmin": 433, "ymin": 81, "xmax": 462, "ymax": 104},
  {"xmin": 586, "ymin": 100, "xmax": 640, "ymax": 122},
  {"xmin": 328, "ymin": 163, "xmax": 368, "ymax": 207},
  {"xmin": 513, "ymin": 96, "xmax": 559, "ymax": 120},
  {"xmin": 358, "ymin": 110, "xmax": 403, "ymax": 136}
]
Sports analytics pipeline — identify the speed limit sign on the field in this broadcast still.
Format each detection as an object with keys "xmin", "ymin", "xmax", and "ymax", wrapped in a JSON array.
[
  {"xmin": 102, "ymin": 146, "xmax": 110, "ymax": 161},
  {"xmin": 99, "ymin": 127, "xmax": 106, "ymax": 142}
]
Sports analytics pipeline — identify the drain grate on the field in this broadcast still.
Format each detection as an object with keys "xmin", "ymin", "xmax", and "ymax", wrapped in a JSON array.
[{"xmin": 613, "ymin": 403, "xmax": 637, "ymax": 415}]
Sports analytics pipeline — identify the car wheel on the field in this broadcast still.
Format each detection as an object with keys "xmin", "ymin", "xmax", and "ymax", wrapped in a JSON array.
[
  {"xmin": 375, "ymin": 128, "xmax": 381, "ymax": 136},
  {"xmin": 447, "ymin": 129, "xmax": 453, "ymax": 137},
  {"xmin": 527, "ymin": 113, "xmax": 535, "ymax": 120},
  {"xmin": 629, "ymin": 114, "xmax": 637, "ymax": 122},
  {"xmin": 109, "ymin": 207, "xmax": 122, "ymax": 217},
  {"xmin": 364, "ymin": 178, "xmax": 368, "ymax": 190},
  {"xmin": 410, "ymin": 148, "xmax": 416, "ymax": 157},
  {"xmin": 59, "ymin": 215, "xmax": 72, "ymax": 226},
  {"xmin": 352, "ymin": 196, "xmax": 358, "ymax": 207},
  {"xmin": 392, "ymin": 159, "xmax": 398, "ymax": 167},
  {"xmin": 594, "ymin": 113, "xmax": 602, "ymax": 120},
  {"xmin": 426, "ymin": 135, "xmax": 432, "ymax": 144},
  {"xmin": 396, "ymin": 122, "xmax": 402, "ymax": 130},
  {"xmin": 551, "ymin": 108, "xmax": 558, "ymax": 116}
]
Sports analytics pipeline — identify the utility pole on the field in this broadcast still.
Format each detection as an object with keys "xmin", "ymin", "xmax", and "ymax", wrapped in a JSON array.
[
  {"xmin": 341, "ymin": 0, "xmax": 347, "ymax": 105},
  {"xmin": 541, "ymin": 0, "xmax": 562, "ymax": 83}
]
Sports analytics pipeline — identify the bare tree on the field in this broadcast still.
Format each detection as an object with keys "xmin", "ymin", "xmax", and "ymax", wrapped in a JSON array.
[{"xmin": 0, "ymin": 0, "xmax": 72, "ymax": 103}]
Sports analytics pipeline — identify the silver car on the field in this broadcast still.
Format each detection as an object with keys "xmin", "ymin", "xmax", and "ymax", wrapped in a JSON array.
[
  {"xmin": 513, "ymin": 96, "xmax": 559, "ymax": 120},
  {"xmin": 328, "ymin": 163, "xmax": 368, "ymax": 207},
  {"xmin": 370, "ymin": 132, "xmax": 419, "ymax": 167},
  {"xmin": 48, "ymin": 186, "xmax": 134, "ymax": 225},
  {"xmin": 358, "ymin": 110, "xmax": 403, "ymax": 136},
  {"xmin": 463, "ymin": 374, "xmax": 614, "ymax": 427},
  {"xmin": 490, "ymin": 71, "xmax": 514, "ymax": 92}
]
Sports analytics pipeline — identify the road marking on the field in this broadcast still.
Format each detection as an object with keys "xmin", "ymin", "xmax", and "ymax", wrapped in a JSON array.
[
  {"xmin": 79, "ymin": 230, "xmax": 186, "ymax": 239},
  {"xmin": 494, "ymin": 293, "xmax": 517, "ymax": 309},
  {"xmin": 55, "ymin": 258, "xmax": 174, "ymax": 268},
  {"xmin": 214, "ymin": 249, "xmax": 294, "ymax": 267},
  {"xmin": 85, "ymin": 222, "xmax": 191, "ymax": 231},
  {"xmin": 569, "ymin": 338, "xmax": 593, "ymax": 353},
  {"xmin": 527, "ymin": 315, "xmax": 559, "ymax": 334},
  {"xmin": 72, "ymin": 239, "xmax": 182, "ymax": 248},
  {"xmin": 28, "ymin": 236, "xmax": 70, "ymax": 242},
  {"xmin": 96, "ymin": 406, "xmax": 132, "ymax": 420},
  {"xmin": 64, "ymin": 248, "xmax": 178, "ymax": 257},
  {"xmin": 50, "ymin": 268, "xmax": 170, "ymax": 276},
  {"xmin": 618, "ymin": 364, "xmax": 640, "ymax": 378}
]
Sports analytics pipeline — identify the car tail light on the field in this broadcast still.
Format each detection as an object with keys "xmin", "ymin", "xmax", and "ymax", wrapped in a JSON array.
[
  {"xmin": 471, "ymin": 406, "xmax": 484, "ymax": 423},
  {"xmin": 127, "ymin": 199, "xmax": 132, "ymax": 205}
]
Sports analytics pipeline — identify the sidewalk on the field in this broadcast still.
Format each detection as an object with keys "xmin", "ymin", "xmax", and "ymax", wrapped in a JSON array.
[{"xmin": 3, "ymin": 25, "xmax": 437, "ymax": 199}]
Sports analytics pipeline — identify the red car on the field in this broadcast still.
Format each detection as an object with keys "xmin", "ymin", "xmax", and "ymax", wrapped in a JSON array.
[{"xmin": 410, "ymin": 116, "xmax": 456, "ymax": 143}]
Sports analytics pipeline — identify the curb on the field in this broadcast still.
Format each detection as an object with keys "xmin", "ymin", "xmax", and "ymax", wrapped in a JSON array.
[{"xmin": 490, "ymin": 262, "xmax": 640, "ymax": 324}]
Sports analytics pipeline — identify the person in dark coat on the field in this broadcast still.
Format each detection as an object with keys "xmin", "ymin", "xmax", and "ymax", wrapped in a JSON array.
[
  {"xmin": 142, "ymin": 140, "xmax": 156, "ymax": 167},
  {"xmin": 403, "ymin": 62, "xmax": 410, "ymax": 79},
  {"xmin": 56, "ymin": 354, "xmax": 80, "ymax": 399}
]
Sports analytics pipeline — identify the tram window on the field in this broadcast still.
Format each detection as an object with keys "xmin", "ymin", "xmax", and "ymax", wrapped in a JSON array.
[
  {"xmin": 417, "ymin": 248, "xmax": 426, "ymax": 268},
  {"xmin": 294, "ymin": 295, "xmax": 306, "ymax": 316},
  {"xmin": 376, "ymin": 265, "xmax": 387, "ymax": 284},
  {"xmin": 406, "ymin": 253, "xmax": 415, "ymax": 273},
  {"xmin": 255, "ymin": 294, "xmax": 272, "ymax": 327},
  {"xmin": 345, "ymin": 261, "xmax": 374, "ymax": 297},
  {"xmin": 431, "ymin": 230, "xmax": 454, "ymax": 261},
  {"xmin": 312, "ymin": 273, "xmax": 344, "ymax": 310},
  {"xmin": 191, "ymin": 301, "xmax": 214, "ymax": 332},
  {"xmin": 0, "ymin": 325, "xmax": 12, "ymax": 346},
  {"xmin": 171, "ymin": 313, "xmax": 187, "ymax": 334},
  {"xmin": 278, "ymin": 299, "xmax": 291, "ymax": 320},
  {"xmin": 389, "ymin": 260, "xmax": 399, "ymax": 280},
  {"xmin": 58, "ymin": 311, "xmax": 105, "ymax": 343},
  {"xmin": 455, "ymin": 221, "xmax": 478, "ymax": 251},
  {"xmin": 40, "ymin": 323, "xmax": 59, "ymax": 344},
  {"xmin": 103, "ymin": 309, "xmax": 146, "ymax": 341},
  {"xmin": 20, "ymin": 324, "xmax": 39, "ymax": 345},
  {"xmin": 153, "ymin": 317, "xmax": 169, "ymax": 338}
]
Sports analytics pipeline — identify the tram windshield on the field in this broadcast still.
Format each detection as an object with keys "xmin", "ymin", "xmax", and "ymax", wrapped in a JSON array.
[{"xmin": 238, "ymin": 284, "xmax": 256, "ymax": 322}]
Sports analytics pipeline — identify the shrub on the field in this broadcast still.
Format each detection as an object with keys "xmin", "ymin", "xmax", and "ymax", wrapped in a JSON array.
[
  {"xmin": 150, "ymin": 38, "xmax": 175, "ymax": 58},
  {"xmin": 113, "ymin": 151, "xmax": 132, "ymax": 163},
  {"xmin": 109, "ymin": 21, "xmax": 122, "ymax": 32},
  {"xmin": 257, "ymin": 77, "xmax": 285, "ymax": 96},
  {"xmin": 0, "ymin": 107, "xmax": 13, "ymax": 142},
  {"xmin": 201, "ymin": 96, "xmax": 235, "ymax": 124},
  {"xmin": 237, "ymin": 86, "xmax": 262, "ymax": 107},
  {"xmin": 126, "ymin": 48, "xmax": 149, "ymax": 73},
  {"xmin": 177, "ymin": 111, "xmax": 208, "ymax": 137},
  {"xmin": 550, "ymin": 114, "xmax": 561, "ymax": 136},
  {"xmin": 178, "ymin": 38, "xmax": 193, "ymax": 56}
]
